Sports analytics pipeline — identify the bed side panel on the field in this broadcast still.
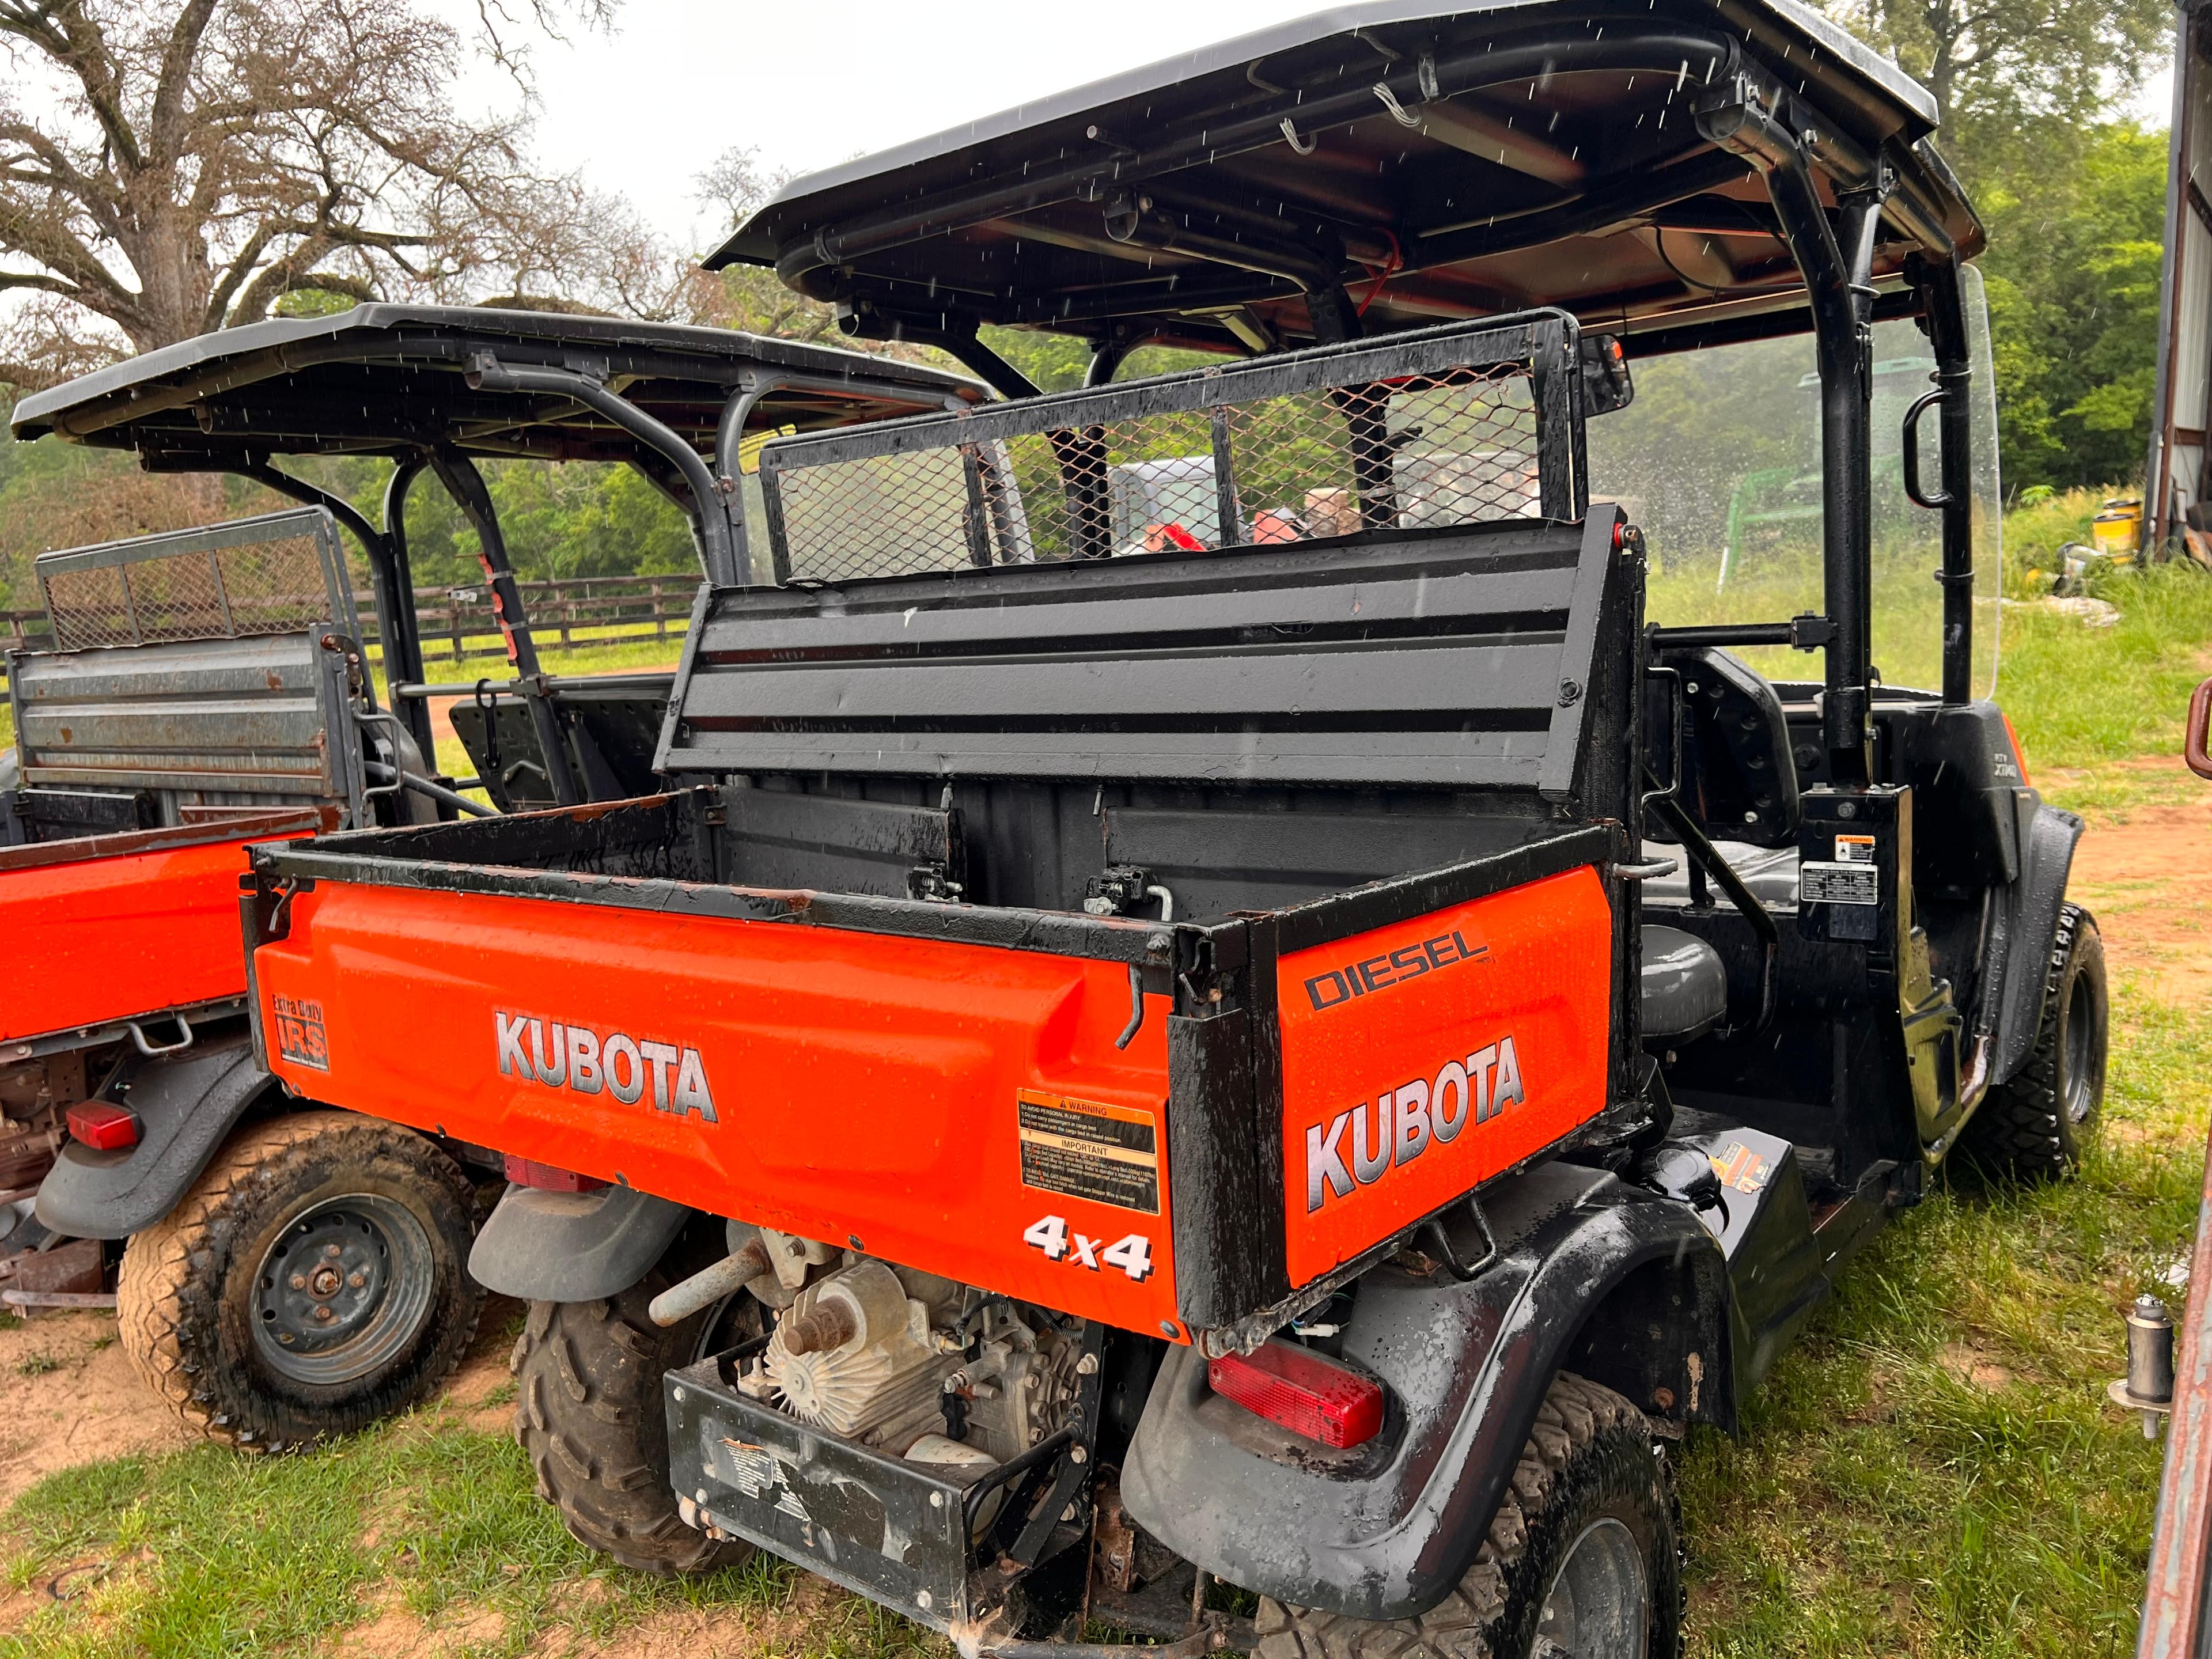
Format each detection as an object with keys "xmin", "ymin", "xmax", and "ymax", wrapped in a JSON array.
[
  {"xmin": 0, "ymin": 837, "xmax": 265, "ymax": 1043},
  {"xmin": 1278, "ymin": 865, "xmax": 1613, "ymax": 1286}
]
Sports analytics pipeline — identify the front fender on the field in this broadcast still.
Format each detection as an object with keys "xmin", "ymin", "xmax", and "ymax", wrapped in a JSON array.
[
  {"xmin": 36, "ymin": 1033, "xmax": 270, "ymax": 1239},
  {"xmin": 1119, "ymin": 1161, "xmax": 1730, "ymax": 1620},
  {"xmin": 1990, "ymin": 801, "xmax": 2084, "ymax": 1085}
]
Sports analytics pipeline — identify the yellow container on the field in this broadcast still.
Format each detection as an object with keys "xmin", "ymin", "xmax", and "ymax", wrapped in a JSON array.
[{"xmin": 2092, "ymin": 498, "xmax": 2142, "ymax": 558}]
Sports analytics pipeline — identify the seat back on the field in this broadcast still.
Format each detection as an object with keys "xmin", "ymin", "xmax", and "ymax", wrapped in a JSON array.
[
  {"xmin": 5, "ymin": 509, "xmax": 371, "ymax": 834},
  {"xmin": 1652, "ymin": 646, "xmax": 1801, "ymax": 848},
  {"xmin": 656, "ymin": 514, "xmax": 1621, "ymax": 801}
]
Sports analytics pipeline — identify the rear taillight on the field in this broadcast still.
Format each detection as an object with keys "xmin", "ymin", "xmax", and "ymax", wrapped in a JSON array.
[
  {"xmin": 1209, "ymin": 1339, "xmax": 1385, "ymax": 1449},
  {"xmin": 504, "ymin": 1154, "xmax": 607, "ymax": 1193},
  {"xmin": 66, "ymin": 1101, "xmax": 139, "ymax": 1151}
]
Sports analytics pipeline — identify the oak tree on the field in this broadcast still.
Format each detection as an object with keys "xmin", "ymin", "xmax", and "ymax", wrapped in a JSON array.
[{"xmin": 0, "ymin": 0, "xmax": 623, "ymax": 388}]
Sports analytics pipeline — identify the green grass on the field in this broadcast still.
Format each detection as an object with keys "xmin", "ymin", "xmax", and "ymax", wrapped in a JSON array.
[
  {"xmin": 1676, "ymin": 994, "xmax": 2208, "ymax": 1657},
  {"xmin": 0, "ymin": 1407, "xmax": 854, "ymax": 1659},
  {"xmin": 370, "ymin": 629, "xmax": 686, "ymax": 699},
  {"xmin": 1996, "ymin": 561, "xmax": 2212, "ymax": 776}
]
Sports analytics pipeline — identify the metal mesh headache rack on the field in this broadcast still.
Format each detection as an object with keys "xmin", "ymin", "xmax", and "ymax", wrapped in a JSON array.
[
  {"xmin": 37, "ymin": 507, "xmax": 357, "ymax": 652},
  {"xmin": 759, "ymin": 310, "xmax": 1589, "ymax": 585}
]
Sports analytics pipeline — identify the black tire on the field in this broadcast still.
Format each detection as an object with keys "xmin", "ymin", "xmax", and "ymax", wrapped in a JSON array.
[
  {"xmin": 1253, "ymin": 1373, "xmax": 1680, "ymax": 1659},
  {"xmin": 118, "ymin": 1109, "xmax": 483, "ymax": 1451},
  {"xmin": 512, "ymin": 1272, "xmax": 755, "ymax": 1576},
  {"xmin": 1962, "ymin": 903, "xmax": 2107, "ymax": 1179}
]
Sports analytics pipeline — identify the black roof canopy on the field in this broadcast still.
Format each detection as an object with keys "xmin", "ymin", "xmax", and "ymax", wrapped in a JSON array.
[
  {"xmin": 710, "ymin": 0, "xmax": 1979, "ymax": 358},
  {"xmin": 9, "ymin": 304, "xmax": 985, "ymax": 466}
]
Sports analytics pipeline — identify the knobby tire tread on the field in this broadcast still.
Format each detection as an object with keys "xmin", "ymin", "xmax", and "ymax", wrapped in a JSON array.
[
  {"xmin": 116, "ymin": 1109, "xmax": 482, "ymax": 1452},
  {"xmin": 1251, "ymin": 1372, "xmax": 1679, "ymax": 1659},
  {"xmin": 511, "ymin": 1283, "xmax": 751, "ymax": 1577},
  {"xmin": 1963, "ymin": 904, "xmax": 2104, "ymax": 1179}
]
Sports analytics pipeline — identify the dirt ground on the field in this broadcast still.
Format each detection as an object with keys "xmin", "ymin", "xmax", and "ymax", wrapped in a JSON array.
[
  {"xmin": 2062, "ymin": 754, "xmax": 2212, "ymax": 1001},
  {"xmin": 0, "ymin": 1308, "xmax": 192, "ymax": 1511}
]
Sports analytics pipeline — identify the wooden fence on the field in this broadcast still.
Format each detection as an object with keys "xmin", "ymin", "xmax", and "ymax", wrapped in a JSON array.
[
  {"xmin": 0, "ymin": 574, "xmax": 696, "ymax": 693},
  {"xmin": 371, "ymin": 574, "xmax": 695, "ymax": 664}
]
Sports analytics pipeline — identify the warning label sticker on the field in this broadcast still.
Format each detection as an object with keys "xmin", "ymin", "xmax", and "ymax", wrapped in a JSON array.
[
  {"xmin": 271, "ymin": 994, "xmax": 329, "ymax": 1071},
  {"xmin": 1017, "ymin": 1090, "xmax": 1160, "ymax": 1214},
  {"xmin": 1834, "ymin": 834, "xmax": 1877, "ymax": 864},
  {"xmin": 1801, "ymin": 860, "xmax": 1880, "ymax": 907}
]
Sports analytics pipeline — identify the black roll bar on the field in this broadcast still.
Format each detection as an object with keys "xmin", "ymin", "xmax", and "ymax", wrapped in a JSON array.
[
  {"xmin": 1700, "ymin": 82, "xmax": 1887, "ymax": 787},
  {"xmin": 380, "ymin": 455, "xmax": 433, "ymax": 711},
  {"xmin": 428, "ymin": 446, "xmax": 584, "ymax": 807},
  {"xmin": 464, "ymin": 354, "xmax": 739, "ymax": 586},
  {"xmin": 1906, "ymin": 251, "xmax": 1977, "ymax": 706},
  {"xmin": 230, "ymin": 457, "xmax": 435, "ymax": 763}
]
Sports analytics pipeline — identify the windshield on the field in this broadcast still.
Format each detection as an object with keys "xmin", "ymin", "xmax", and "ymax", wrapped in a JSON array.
[{"xmin": 1589, "ymin": 266, "xmax": 2003, "ymax": 698}]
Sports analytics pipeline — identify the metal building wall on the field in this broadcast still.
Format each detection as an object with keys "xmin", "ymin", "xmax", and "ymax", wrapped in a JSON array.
[{"xmin": 2149, "ymin": 1, "xmax": 2212, "ymax": 554}]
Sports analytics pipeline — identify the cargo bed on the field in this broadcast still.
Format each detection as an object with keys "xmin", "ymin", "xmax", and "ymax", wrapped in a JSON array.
[
  {"xmin": 246, "ymin": 316, "xmax": 1649, "ymax": 1350},
  {"xmin": 249, "ymin": 784, "xmax": 1618, "ymax": 1346}
]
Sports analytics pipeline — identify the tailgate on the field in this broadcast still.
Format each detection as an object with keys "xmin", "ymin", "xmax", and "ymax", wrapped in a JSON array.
[
  {"xmin": 1, "ymin": 813, "xmax": 320, "ymax": 1046},
  {"xmin": 252, "ymin": 875, "xmax": 1187, "ymax": 1338}
]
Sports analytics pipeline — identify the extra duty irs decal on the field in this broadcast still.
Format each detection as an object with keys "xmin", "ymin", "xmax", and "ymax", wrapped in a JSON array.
[
  {"xmin": 1016, "ymin": 1089, "xmax": 1160, "ymax": 1214},
  {"xmin": 271, "ymin": 994, "xmax": 329, "ymax": 1072},
  {"xmin": 1305, "ymin": 1036, "xmax": 1525, "ymax": 1213},
  {"xmin": 495, "ymin": 1012, "xmax": 717, "ymax": 1121}
]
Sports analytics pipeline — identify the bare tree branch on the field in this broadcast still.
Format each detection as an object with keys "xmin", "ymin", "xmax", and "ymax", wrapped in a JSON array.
[{"xmin": 0, "ymin": 0, "xmax": 637, "ymax": 380}]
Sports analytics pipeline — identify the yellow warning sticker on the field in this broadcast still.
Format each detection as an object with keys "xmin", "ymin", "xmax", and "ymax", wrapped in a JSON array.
[{"xmin": 1017, "ymin": 1090, "xmax": 1160, "ymax": 1214}]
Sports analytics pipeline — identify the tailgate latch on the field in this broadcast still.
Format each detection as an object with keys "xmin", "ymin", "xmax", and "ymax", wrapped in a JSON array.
[{"xmin": 907, "ymin": 861, "xmax": 964, "ymax": 903}]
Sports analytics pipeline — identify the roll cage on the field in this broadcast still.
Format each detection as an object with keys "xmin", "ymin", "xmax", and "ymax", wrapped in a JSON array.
[
  {"xmin": 710, "ymin": 0, "xmax": 1987, "ymax": 789},
  {"xmin": 10, "ymin": 306, "xmax": 984, "ymax": 802}
]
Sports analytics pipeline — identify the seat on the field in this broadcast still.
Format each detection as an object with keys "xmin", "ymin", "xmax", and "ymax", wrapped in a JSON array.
[{"xmin": 1642, "ymin": 925, "xmax": 1729, "ymax": 1040}]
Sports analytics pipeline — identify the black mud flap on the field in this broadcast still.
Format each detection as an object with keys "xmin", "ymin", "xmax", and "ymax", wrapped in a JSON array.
[
  {"xmin": 467, "ymin": 1181, "xmax": 692, "ymax": 1302},
  {"xmin": 35, "ymin": 1033, "xmax": 269, "ymax": 1239},
  {"xmin": 1990, "ymin": 802, "xmax": 2084, "ymax": 1087},
  {"xmin": 1116, "ymin": 1160, "xmax": 1733, "ymax": 1622}
]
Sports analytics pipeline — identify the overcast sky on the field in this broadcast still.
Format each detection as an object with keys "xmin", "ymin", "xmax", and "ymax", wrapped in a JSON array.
[{"xmin": 453, "ymin": 1, "xmax": 1406, "ymax": 249}]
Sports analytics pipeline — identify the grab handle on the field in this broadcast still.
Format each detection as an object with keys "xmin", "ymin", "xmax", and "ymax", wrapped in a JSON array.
[
  {"xmin": 1902, "ymin": 387, "xmax": 1951, "ymax": 509},
  {"xmin": 126, "ymin": 1012, "xmax": 194, "ymax": 1057}
]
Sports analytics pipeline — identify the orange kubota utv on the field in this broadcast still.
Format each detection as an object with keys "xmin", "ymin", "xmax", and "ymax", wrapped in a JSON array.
[{"xmin": 195, "ymin": 6, "xmax": 2109, "ymax": 1654}]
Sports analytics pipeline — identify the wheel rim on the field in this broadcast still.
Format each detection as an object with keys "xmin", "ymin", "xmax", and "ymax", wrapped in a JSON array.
[
  {"xmin": 2063, "ymin": 974, "xmax": 2097, "ymax": 1124},
  {"xmin": 1535, "ymin": 1516, "xmax": 1649, "ymax": 1658},
  {"xmin": 251, "ymin": 1193, "xmax": 437, "ymax": 1386}
]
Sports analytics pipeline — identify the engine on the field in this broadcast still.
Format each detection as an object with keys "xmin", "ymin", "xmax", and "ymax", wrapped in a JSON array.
[{"xmin": 730, "ymin": 1245, "xmax": 1085, "ymax": 1474}]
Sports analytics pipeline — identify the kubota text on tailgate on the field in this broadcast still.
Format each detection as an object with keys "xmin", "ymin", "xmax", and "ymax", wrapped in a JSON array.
[
  {"xmin": 1305, "ymin": 1035, "xmax": 1526, "ymax": 1212},
  {"xmin": 495, "ymin": 1011, "xmax": 718, "ymax": 1120}
]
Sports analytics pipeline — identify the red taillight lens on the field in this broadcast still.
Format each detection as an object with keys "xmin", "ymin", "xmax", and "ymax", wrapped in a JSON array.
[
  {"xmin": 67, "ymin": 1101, "xmax": 139, "ymax": 1151},
  {"xmin": 504, "ymin": 1154, "xmax": 607, "ymax": 1193},
  {"xmin": 1208, "ymin": 1340, "xmax": 1385, "ymax": 1449}
]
